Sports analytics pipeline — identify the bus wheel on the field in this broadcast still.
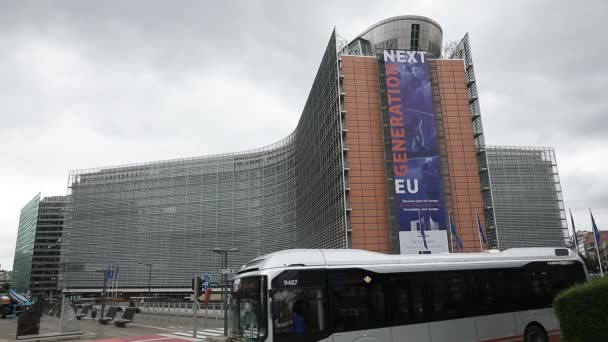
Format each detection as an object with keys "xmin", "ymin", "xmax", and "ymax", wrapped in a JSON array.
[{"xmin": 524, "ymin": 324, "xmax": 548, "ymax": 342}]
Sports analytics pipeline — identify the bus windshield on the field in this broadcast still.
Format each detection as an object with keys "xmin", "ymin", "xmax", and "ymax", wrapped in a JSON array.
[{"xmin": 231, "ymin": 276, "xmax": 268, "ymax": 342}]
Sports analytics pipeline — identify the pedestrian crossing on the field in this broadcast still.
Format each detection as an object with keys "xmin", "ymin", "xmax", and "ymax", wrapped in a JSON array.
[{"xmin": 170, "ymin": 328, "xmax": 224, "ymax": 338}]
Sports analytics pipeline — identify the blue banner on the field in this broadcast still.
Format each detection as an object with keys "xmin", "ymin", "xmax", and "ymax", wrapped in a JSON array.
[{"xmin": 383, "ymin": 50, "xmax": 447, "ymax": 253}]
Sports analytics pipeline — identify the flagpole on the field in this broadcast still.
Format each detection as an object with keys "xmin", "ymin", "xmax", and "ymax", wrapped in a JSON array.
[
  {"xmin": 111, "ymin": 265, "xmax": 115, "ymax": 300},
  {"xmin": 115, "ymin": 265, "xmax": 119, "ymax": 300},
  {"xmin": 476, "ymin": 209, "xmax": 483, "ymax": 251},
  {"xmin": 418, "ymin": 210, "xmax": 423, "ymax": 250},
  {"xmin": 591, "ymin": 209, "xmax": 604, "ymax": 277},
  {"xmin": 111, "ymin": 265, "xmax": 115, "ymax": 299},
  {"xmin": 449, "ymin": 214, "xmax": 454, "ymax": 253},
  {"xmin": 113, "ymin": 265, "xmax": 117, "ymax": 299},
  {"xmin": 595, "ymin": 237, "xmax": 604, "ymax": 277}
]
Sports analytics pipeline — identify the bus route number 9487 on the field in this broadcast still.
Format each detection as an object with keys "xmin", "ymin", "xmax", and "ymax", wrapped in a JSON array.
[{"xmin": 283, "ymin": 280, "xmax": 298, "ymax": 286}]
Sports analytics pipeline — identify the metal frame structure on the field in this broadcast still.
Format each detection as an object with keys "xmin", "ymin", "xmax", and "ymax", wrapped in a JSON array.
[
  {"xmin": 485, "ymin": 146, "xmax": 568, "ymax": 249},
  {"xmin": 446, "ymin": 34, "xmax": 499, "ymax": 249}
]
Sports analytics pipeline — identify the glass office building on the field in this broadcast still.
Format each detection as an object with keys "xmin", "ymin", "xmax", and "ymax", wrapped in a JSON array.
[
  {"xmin": 11, "ymin": 194, "xmax": 66, "ymax": 296},
  {"xmin": 485, "ymin": 146, "xmax": 567, "ymax": 249},
  {"xmin": 56, "ymin": 15, "xmax": 569, "ymax": 294},
  {"xmin": 29, "ymin": 196, "xmax": 66, "ymax": 297},
  {"xmin": 11, "ymin": 193, "xmax": 41, "ymax": 293}
]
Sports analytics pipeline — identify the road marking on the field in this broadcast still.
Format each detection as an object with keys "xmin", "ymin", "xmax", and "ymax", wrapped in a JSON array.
[
  {"xmin": 158, "ymin": 334, "xmax": 205, "ymax": 341},
  {"xmin": 130, "ymin": 337, "xmax": 173, "ymax": 342},
  {"xmin": 129, "ymin": 322, "xmax": 181, "ymax": 332},
  {"xmin": 172, "ymin": 329, "xmax": 223, "ymax": 337}
]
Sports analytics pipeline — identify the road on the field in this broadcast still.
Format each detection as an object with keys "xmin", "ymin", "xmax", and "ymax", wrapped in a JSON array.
[{"xmin": 0, "ymin": 312, "xmax": 226, "ymax": 342}]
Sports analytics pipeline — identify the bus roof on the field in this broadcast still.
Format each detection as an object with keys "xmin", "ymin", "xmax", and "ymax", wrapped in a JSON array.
[{"xmin": 238, "ymin": 248, "xmax": 579, "ymax": 274}]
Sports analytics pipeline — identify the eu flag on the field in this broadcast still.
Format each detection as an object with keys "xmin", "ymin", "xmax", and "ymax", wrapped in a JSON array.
[
  {"xmin": 569, "ymin": 209, "xmax": 579, "ymax": 253},
  {"xmin": 449, "ymin": 213, "xmax": 464, "ymax": 250},
  {"xmin": 591, "ymin": 210, "xmax": 601, "ymax": 247},
  {"xmin": 477, "ymin": 211, "xmax": 487, "ymax": 245},
  {"xmin": 418, "ymin": 211, "xmax": 428, "ymax": 250}
]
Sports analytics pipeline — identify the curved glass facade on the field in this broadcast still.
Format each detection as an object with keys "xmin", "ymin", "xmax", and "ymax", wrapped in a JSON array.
[
  {"xmin": 354, "ymin": 15, "xmax": 443, "ymax": 57},
  {"xmin": 60, "ymin": 31, "xmax": 346, "ymax": 291}
]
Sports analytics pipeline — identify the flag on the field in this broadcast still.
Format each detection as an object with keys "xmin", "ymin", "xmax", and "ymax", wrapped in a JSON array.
[
  {"xmin": 476, "ymin": 210, "xmax": 487, "ymax": 245},
  {"xmin": 419, "ymin": 211, "xmax": 428, "ymax": 250},
  {"xmin": 449, "ymin": 213, "xmax": 464, "ymax": 250},
  {"xmin": 591, "ymin": 210, "xmax": 601, "ymax": 247},
  {"xmin": 569, "ymin": 209, "xmax": 579, "ymax": 252}
]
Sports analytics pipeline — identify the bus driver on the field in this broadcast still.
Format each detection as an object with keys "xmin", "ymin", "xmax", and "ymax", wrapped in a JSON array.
[{"xmin": 274, "ymin": 301, "xmax": 306, "ymax": 334}]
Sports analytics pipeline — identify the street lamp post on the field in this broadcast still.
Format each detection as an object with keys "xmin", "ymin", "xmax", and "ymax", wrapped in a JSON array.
[
  {"xmin": 138, "ymin": 263, "xmax": 152, "ymax": 300},
  {"xmin": 50, "ymin": 277, "xmax": 56, "ymax": 298},
  {"xmin": 209, "ymin": 247, "xmax": 239, "ymax": 337}
]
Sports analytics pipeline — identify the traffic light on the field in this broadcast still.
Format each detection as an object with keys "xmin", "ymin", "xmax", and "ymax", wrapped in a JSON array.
[{"xmin": 191, "ymin": 275, "xmax": 203, "ymax": 297}]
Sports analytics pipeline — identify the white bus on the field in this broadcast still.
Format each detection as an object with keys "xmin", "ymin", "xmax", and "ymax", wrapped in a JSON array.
[{"xmin": 230, "ymin": 248, "xmax": 586, "ymax": 342}]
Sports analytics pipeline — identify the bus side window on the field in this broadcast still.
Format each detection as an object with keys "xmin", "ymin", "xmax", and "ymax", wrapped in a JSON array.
[
  {"xmin": 470, "ymin": 269, "xmax": 509, "ymax": 315},
  {"xmin": 431, "ymin": 272, "xmax": 468, "ymax": 320},
  {"xmin": 520, "ymin": 263, "xmax": 557, "ymax": 309},
  {"xmin": 328, "ymin": 269, "xmax": 386, "ymax": 333},
  {"xmin": 550, "ymin": 263, "xmax": 586, "ymax": 292},
  {"xmin": 388, "ymin": 275, "xmax": 412, "ymax": 325},
  {"xmin": 410, "ymin": 277, "xmax": 426, "ymax": 321}
]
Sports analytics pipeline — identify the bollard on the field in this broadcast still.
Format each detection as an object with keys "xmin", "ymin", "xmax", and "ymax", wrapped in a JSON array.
[
  {"xmin": 177, "ymin": 302, "xmax": 181, "ymax": 323},
  {"xmin": 173, "ymin": 302, "xmax": 177, "ymax": 323}
]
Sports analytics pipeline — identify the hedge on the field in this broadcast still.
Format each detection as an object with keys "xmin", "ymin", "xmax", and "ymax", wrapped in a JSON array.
[{"xmin": 554, "ymin": 276, "xmax": 608, "ymax": 342}]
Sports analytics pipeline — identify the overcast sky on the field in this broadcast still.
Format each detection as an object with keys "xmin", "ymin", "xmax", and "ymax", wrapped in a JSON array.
[{"xmin": 1, "ymin": 0, "xmax": 607, "ymax": 270}]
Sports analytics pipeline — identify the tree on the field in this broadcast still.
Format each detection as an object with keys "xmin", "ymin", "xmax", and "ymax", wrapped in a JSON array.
[
  {"xmin": 1, "ymin": 282, "xmax": 8, "ymax": 292},
  {"xmin": 554, "ymin": 277, "xmax": 608, "ymax": 341}
]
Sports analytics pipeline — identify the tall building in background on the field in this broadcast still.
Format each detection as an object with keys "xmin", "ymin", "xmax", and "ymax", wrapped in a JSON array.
[
  {"xmin": 485, "ymin": 146, "xmax": 567, "ymax": 249},
  {"xmin": 54, "ymin": 15, "xmax": 568, "ymax": 295},
  {"xmin": 30, "ymin": 196, "xmax": 66, "ymax": 297},
  {"xmin": 11, "ymin": 194, "xmax": 66, "ymax": 296},
  {"xmin": 11, "ymin": 193, "xmax": 40, "ymax": 293}
]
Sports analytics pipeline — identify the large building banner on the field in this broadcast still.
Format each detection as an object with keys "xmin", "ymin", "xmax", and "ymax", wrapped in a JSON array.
[{"xmin": 383, "ymin": 50, "xmax": 448, "ymax": 254}]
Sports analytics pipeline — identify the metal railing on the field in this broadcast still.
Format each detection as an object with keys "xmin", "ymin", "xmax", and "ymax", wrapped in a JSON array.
[{"xmin": 101, "ymin": 301, "xmax": 226, "ymax": 325}]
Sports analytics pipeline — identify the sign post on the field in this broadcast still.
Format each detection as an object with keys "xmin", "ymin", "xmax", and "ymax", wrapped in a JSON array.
[
  {"xmin": 192, "ymin": 276, "xmax": 199, "ymax": 338},
  {"xmin": 202, "ymin": 274, "xmax": 211, "ymax": 328}
]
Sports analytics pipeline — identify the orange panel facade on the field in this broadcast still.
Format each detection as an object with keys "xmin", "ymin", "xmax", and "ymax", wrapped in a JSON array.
[
  {"xmin": 433, "ymin": 59, "xmax": 486, "ymax": 252},
  {"xmin": 341, "ymin": 56, "xmax": 391, "ymax": 253}
]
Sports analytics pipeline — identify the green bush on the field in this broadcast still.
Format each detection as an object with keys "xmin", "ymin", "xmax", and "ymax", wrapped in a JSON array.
[{"xmin": 554, "ymin": 276, "xmax": 608, "ymax": 342}]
